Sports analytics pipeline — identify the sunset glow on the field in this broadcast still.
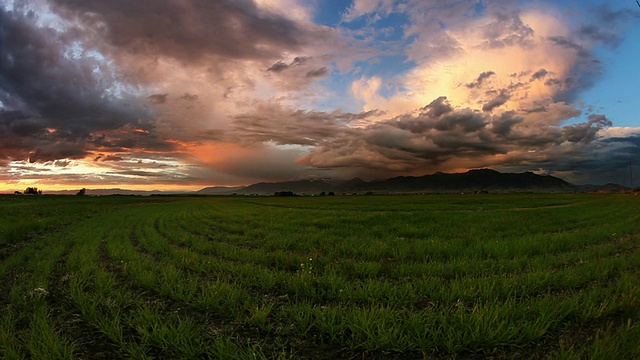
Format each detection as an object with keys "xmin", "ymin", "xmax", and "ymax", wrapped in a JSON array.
[{"xmin": 1, "ymin": 0, "xmax": 639, "ymax": 192}]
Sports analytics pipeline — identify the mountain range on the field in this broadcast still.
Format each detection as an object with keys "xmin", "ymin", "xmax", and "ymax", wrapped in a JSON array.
[
  {"xmin": 28, "ymin": 169, "xmax": 635, "ymax": 196},
  {"xmin": 197, "ymin": 169, "xmax": 593, "ymax": 195}
]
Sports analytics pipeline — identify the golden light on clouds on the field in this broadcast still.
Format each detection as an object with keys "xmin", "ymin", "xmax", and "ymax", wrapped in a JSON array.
[
  {"xmin": 1, "ymin": 0, "xmax": 639, "ymax": 191},
  {"xmin": 357, "ymin": 9, "xmax": 581, "ymax": 121}
]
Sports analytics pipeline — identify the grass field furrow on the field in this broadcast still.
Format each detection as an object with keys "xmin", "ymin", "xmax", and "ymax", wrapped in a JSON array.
[
  {"xmin": 60, "ymin": 207, "xmax": 274, "ymax": 359},
  {"xmin": 157, "ymin": 218, "xmax": 629, "ymax": 280},
  {"xmin": 158, "ymin": 224, "xmax": 634, "ymax": 279},
  {"xmin": 115, "ymin": 202, "xmax": 640, "ymax": 306},
  {"xmin": 53, "ymin": 232, "xmax": 127, "ymax": 359},
  {"xmin": 0, "ymin": 229, "xmax": 81, "ymax": 359},
  {"xmin": 1, "ymin": 193, "xmax": 638, "ymax": 359},
  {"xmin": 105, "ymin": 215, "xmax": 640, "ymax": 314},
  {"xmin": 98, "ymin": 219, "xmax": 303, "ymax": 358}
]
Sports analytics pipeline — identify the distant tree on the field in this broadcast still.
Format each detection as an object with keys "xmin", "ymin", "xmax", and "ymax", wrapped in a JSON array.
[
  {"xmin": 319, "ymin": 191, "xmax": 326, "ymax": 196},
  {"xmin": 24, "ymin": 187, "xmax": 40, "ymax": 195},
  {"xmin": 274, "ymin": 191, "xmax": 296, "ymax": 197},
  {"xmin": 76, "ymin": 188, "xmax": 86, "ymax": 196},
  {"xmin": 328, "ymin": 191, "xmax": 335, "ymax": 196},
  {"xmin": 13, "ymin": 191, "xmax": 22, "ymax": 195}
]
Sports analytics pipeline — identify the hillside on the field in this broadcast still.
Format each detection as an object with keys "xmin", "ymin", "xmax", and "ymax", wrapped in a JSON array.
[{"xmin": 227, "ymin": 169, "xmax": 577, "ymax": 195}]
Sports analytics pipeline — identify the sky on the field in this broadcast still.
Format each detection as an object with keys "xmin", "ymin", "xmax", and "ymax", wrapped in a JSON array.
[{"xmin": 1, "ymin": 0, "xmax": 639, "ymax": 191}]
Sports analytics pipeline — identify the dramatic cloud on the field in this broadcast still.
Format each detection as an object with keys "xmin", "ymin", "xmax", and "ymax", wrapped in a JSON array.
[
  {"xmin": 1, "ymin": 0, "xmax": 639, "ymax": 190},
  {"xmin": 268, "ymin": 57, "xmax": 311, "ymax": 73},
  {"xmin": 51, "ymin": 0, "xmax": 318, "ymax": 62},
  {"xmin": 562, "ymin": 114, "xmax": 612, "ymax": 144},
  {"xmin": 0, "ymin": 4, "xmax": 163, "ymax": 167},
  {"xmin": 467, "ymin": 71, "xmax": 496, "ymax": 89}
]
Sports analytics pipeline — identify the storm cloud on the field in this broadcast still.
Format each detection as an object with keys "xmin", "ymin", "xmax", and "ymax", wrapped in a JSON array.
[
  {"xmin": 50, "ymin": 0, "xmax": 318, "ymax": 62},
  {"xmin": 0, "ymin": 5, "xmax": 160, "ymax": 163},
  {"xmin": 1, "ymin": 0, "xmax": 638, "ymax": 189}
]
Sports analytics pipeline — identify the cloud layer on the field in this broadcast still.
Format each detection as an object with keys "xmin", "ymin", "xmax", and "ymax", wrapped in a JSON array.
[{"xmin": 1, "ymin": 0, "xmax": 639, "ymax": 189}]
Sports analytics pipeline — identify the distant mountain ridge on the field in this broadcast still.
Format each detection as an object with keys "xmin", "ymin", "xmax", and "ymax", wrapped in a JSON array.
[
  {"xmin": 362, "ymin": 169, "xmax": 575, "ymax": 193},
  {"xmin": 198, "ymin": 169, "xmax": 578, "ymax": 195},
  {"xmin": 195, "ymin": 186, "xmax": 245, "ymax": 195},
  {"xmin": 43, "ymin": 188, "xmax": 192, "ymax": 196},
  {"xmin": 23, "ymin": 169, "xmax": 633, "ymax": 196}
]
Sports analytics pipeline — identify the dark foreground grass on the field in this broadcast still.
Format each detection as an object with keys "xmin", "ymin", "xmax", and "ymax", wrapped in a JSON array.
[{"xmin": 0, "ymin": 193, "xmax": 638, "ymax": 359}]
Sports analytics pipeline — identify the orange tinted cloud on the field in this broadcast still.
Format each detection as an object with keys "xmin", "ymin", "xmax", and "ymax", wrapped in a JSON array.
[
  {"xmin": 355, "ymin": 9, "xmax": 580, "ymax": 122},
  {"xmin": 190, "ymin": 141, "xmax": 313, "ymax": 182},
  {"xmin": 2, "ymin": 0, "xmax": 639, "ymax": 190}
]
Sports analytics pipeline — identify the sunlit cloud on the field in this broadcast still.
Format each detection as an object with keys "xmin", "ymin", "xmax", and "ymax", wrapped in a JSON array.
[{"xmin": 1, "ymin": 0, "xmax": 639, "ymax": 191}]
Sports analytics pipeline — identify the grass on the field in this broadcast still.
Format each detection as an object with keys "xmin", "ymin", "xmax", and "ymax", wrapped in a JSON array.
[{"xmin": 0, "ymin": 193, "xmax": 638, "ymax": 359}]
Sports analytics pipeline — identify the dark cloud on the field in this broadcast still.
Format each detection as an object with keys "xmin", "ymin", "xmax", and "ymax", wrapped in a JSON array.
[
  {"xmin": 530, "ymin": 68, "xmax": 548, "ymax": 81},
  {"xmin": 264, "ymin": 55, "xmax": 334, "ymax": 90},
  {"xmin": 147, "ymin": 94, "xmax": 169, "ymax": 104},
  {"xmin": 482, "ymin": 90, "xmax": 510, "ymax": 112},
  {"xmin": 267, "ymin": 62, "xmax": 291, "ymax": 73},
  {"xmin": 466, "ymin": 71, "xmax": 496, "ymax": 89},
  {"xmin": 225, "ymin": 103, "xmax": 522, "ymax": 180},
  {"xmin": 51, "ymin": 0, "xmax": 319, "ymax": 63},
  {"xmin": 267, "ymin": 57, "xmax": 310, "ymax": 73},
  {"xmin": 295, "ymin": 96, "xmax": 633, "ymax": 184},
  {"xmin": 116, "ymin": 170, "xmax": 163, "ymax": 177},
  {"xmin": 95, "ymin": 155, "xmax": 125, "ymax": 162},
  {"xmin": 0, "ymin": 8, "xmax": 155, "ymax": 162},
  {"xmin": 230, "ymin": 103, "xmax": 362, "ymax": 146},
  {"xmin": 547, "ymin": 36, "xmax": 589, "ymax": 57},
  {"xmin": 0, "ymin": 111, "xmax": 46, "ymax": 137},
  {"xmin": 306, "ymin": 67, "xmax": 329, "ymax": 78},
  {"xmin": 299, "ymin": 100, "xmax": 532, "ymax": 176},
  {"xmin": 544, "ymin": 37, "xmax": 603, "ymax": 103},
  {"xmin": 89, "ymin": 124, "xmax": 178, "ymax": 153},
  {"xmin": 395, "ymin": 97, "xmax": 486, "ymax": 135},
  {"xmin": 27, "ymin": 141, "xmax": 90, "ymax": 163},
  {"xmin": 510, "ymin": 134, "xmax": 640, "ymax": 185},
  {"xmin": 542, "ymin": 4, "xmax": 636, "ymax": 105},
  {"xmin": 578, "ymin": 25, "xmax": 622, "ymax": 48},
  {"xmin": 421, "ymin": 97, "xmax": 453, "ymax": 118},
  {"xmin": 0, "ymin": 9, "xmax": 149, "ymax": 126},
  {"xmin": 1, "ymin": 1, "xmax": 638, "ymax": 188},
  {"xmin": 562, "ymin": 114, "xmax": 612, "ymax": 143},
  {"xmin": 435, "ymin": 109, "xmax": 488, "ymax": 132},
  {"xmin": 544, "ymin": 78, "xmax": 562, "ymax": 86},
  {"xmin": 479, "ymin": 11, "xmax": 534, "ymax": 49},
  {"xmin": 179, "ymin": 93, "xmax": 198, "ymax": 101},
  {"xmin": 577, "ymin": 5, "xmax": 638, "ymax": 49},
  {"xmin": 491, "ymin": 112, "xmax": 524, "ymax": 137},
  {"xmin": 0, "ymin": 110, "xmax": 87, "ymax": 163}
]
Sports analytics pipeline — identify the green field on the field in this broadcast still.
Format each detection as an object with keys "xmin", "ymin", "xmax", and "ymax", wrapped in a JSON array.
[{"xmin": 0, "ymin": 194, "xmax": 639, "ymax": 359}]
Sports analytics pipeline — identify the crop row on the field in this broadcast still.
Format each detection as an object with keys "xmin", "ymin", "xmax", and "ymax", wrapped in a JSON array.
[{"xmin": 0, "ymin": 194, "xmax": 639, "ymax": 359}]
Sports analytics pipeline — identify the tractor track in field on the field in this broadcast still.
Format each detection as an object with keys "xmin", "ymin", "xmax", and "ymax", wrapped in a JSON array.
[
  {"xmin": 94, "ymin": 220, "xmax": 425, "ymax": 360},
  {"xmin": 96, "ymin": 234, "xmax": 291, "ymax": 358},
  {"xmin": 0, "ymin": 227, "xmax": 61, "ymax": 262},
  {"xmin": 0, "ymin": 207, "xmax": 101, "ymax": 262},
  {"xmin": 46, "ymin": 238, "xmax": 126, "ymax": 359},
  {"xmin": 100, "ymin": 232, "xmax": 237, "ymax": 323}
]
